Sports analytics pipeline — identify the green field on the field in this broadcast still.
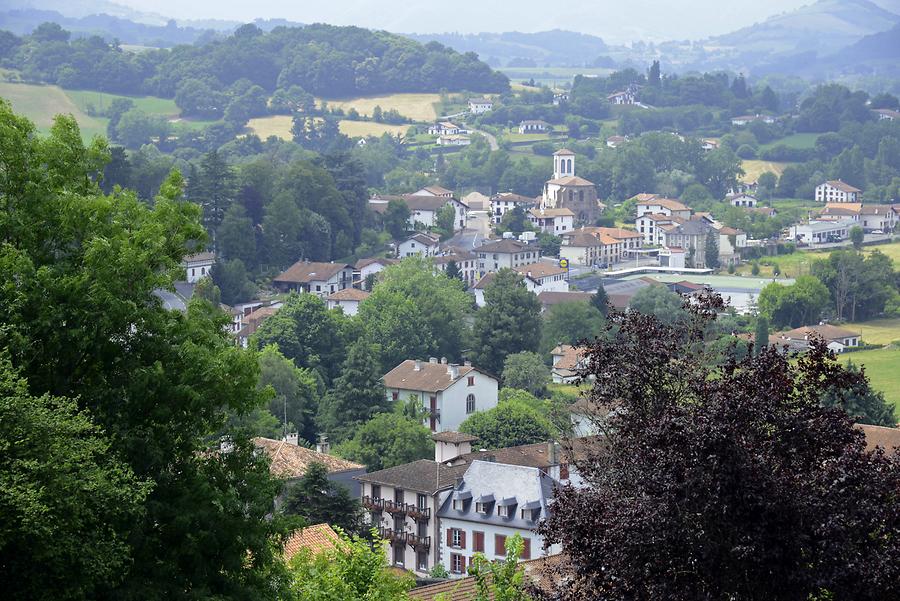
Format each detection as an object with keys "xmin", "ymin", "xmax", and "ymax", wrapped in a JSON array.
[
  {"xmin": 499, "ymin": 66, "xmax": 614, "ymax": 86},
  {"xmin": 65, "ymin": 89, "xmax": 180, "ymax": 117},
  {"xmin": 741, "ymin": 159, "xmax": 791, "ymax": 183},
  {"xmin": 318, "ymin": 93, "xmax": 442, "ymax": 122},
  {"xmin": 760, "ymin": 133, "xmax": 819, "ymax": 150},
  {"xmin": 839, "ymin": 346, "xmax": 900, "ymax": 411},
  {"xmin": 846, "ymin": 318, "xmax": 900, "ymax": 346},
  {"xmin": 247, "ymin": 115, "xmax": 410, "ymax": 140},
  {"xmin": 736, "ymin": 241, "xmax": 900, "ymax": 278},
  {"xmin": 0, "ymin": 81, "xmax": 108, "ymax": 138}
]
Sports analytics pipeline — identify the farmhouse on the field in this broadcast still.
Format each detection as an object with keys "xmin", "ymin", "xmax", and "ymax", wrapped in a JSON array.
[
  {"xmin": 607, "ymin": 90, "xmax": 636, "ymax": 105},
  {"xmin": 859, "ymin": 204, "xmax": 898, "ymax": 232},
  {"xmin": 518, "ymin": 120, "xmax": 551, "ymax": 134},
  {"xmin": 771, "ymin": 325, "xmax": 861, "ymax": 354},
  {"xmin": 467, "ymin": 98, "xmax": 493, "ymax": 114},
  {"xmin": 606, "ymin": 135, "xmax": 627, "ymax": 148},
  {"xmin": 727, "ymin": 193, "xmax": 758, "ymax": 208},
  {"xmin": 436, "ymin": 135, "xmax": 471, "ymax": 146},
  {"xmin": 428, "ymin": 122, "xmax": 464, "ymax": 136},
  {"xmin": 383, "ymin": 358, "xmax": 499, "ymax": 433},
  {"xmin": 325, "ymin": 287, "xmax": 369, "ymax": 316},
  {"xmin": 872, "ymin": 108, "xmax": 900, "ymax": 121},
  {"xmin": 273, "ymin": 261, "xmax": 353, "ymax": 297},
  {"xmin": 815, "ymin": 180, "xmax": 862, "ymax": 203}
]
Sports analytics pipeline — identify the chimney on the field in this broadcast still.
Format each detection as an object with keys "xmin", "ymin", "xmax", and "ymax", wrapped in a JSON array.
[
  {"xmin": 284, "ymin": 432, "xmax": 299, "ymax": 446},
  {"xmin": 548, "ymin": 441, "xmax": 560, "ymax": 465},
  {"xmin": 414, "ymin": 360, "xmax": 422, "ymax": 371},
  {"xmin": 441, "ymin": 357, "xmax": 447, "ymax": 364},
  {"xmin": 448, "ymin": 364, "xmax": 460, "ymax": 379},
  {"xmin": 464, "ymin": 360, "xmax": 471, "ymax": 367},
  {"xmin": 316, "ymin": 434, "xmax": 330, "ymax": 455},
  {"xmin": 429, "ymin": 357, "xmax": 439, "ymax": 364}
]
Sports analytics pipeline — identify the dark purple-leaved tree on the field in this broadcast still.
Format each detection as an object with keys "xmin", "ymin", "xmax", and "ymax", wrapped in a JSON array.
[{"xmin": 537, "ymin": 292, "xmax": 900, "ymax": 601}]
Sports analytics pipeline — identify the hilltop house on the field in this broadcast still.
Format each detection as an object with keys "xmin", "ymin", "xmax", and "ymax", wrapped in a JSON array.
[
  {"xmin": 436, "ymin": 135, "xmax": 472, "ymax": 147},
  {"xmin": 873, "ymin": 108, "xmax": 900, "ymax": 121},
  {"xmin": 182, "ymin": 251, "xmax": 216, "ymax": 283},
  {"xmin": 273, "ymin": 261, "xmax": 353, "ymax": 298},
  {"xmin": 606, "ymin": 135, "xmax": 627, "ymax": 148},
  {"xmin": 437, "ymin": 461, "xmax": 560, "ymax": 577},
  {"xmin": 383, "ymin": 358, "xmax": 499, "ymax": 433},
  {"xmin": 467, "ymin": 98, "xmax": 494, "ymax": 114},
  {"xmin": 398, "ymin": 233, "xmax": 441, "ymax": 258},
  {"xmin": 518, "ymin": 120, "xmax": 550, "ymax": 134},
  {"xmin": 325, "ymin": 288, "xmax": 369, "ymax": 316},
  {"xmin": 727, "ymin": 193, "xmax": 758, "ymax": 208},
  {"xmin": 428, "ymin": 122, "xmax": 465, "ymax": 136},
  {"xmin": 607, "ymin": 90, "xmax": 636, "ymax": 105},
  {"xmin": 771, "ymin": 325, "xmax": 861, "ymax": 354},
  {"xmin": 815, "ymin": 180, "xmax": 862, "ymax": 203},
  {"xmin": 476, "ymin": 239, "xmax": 541, "ymax": 274},
  {"xmin": 491, "ymin": 192, "xmax": 537, "ymax": 225}
]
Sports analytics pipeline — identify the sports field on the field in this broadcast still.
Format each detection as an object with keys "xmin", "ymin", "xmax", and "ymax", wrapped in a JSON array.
[{"xmin": 319, "ymin": 93, "xmax": 442, "ymax": 122}]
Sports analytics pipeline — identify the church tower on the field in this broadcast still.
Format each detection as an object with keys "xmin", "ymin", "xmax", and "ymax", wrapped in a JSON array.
[{"xmin": 553, "ymin": 148, "xmax": 575, "ymax": 180}]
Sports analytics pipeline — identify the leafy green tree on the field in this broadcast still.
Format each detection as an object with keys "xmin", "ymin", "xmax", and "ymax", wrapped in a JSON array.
[
  {"xmin": 0, "ymin": 104, "xmax": 291, "ymax": 599},
  {"xmin": 191, "ymin": 150, "xmax": 237, "ymax": 252},
  {"xmin": 758, "ymin": 276, "xmax": 831, "ymax": 329},
  {"xmin": 811, "ymin": 250, "xmax": 895, "ymax": 322},
  {"xmin": 359, "ymin": 258, "xmax": 471, "ymax": 371},
  {"xmin": 287, "ymin": 528, "xmax": 415, "ymax": 600},
  {"xmin": 383, "ymin": 198, "xmax": 411, "ymax": 239},
  {"xmin": 435, "ymin": 203, "xmax": 456, "ymax": 240},
  {"xmin": 317, "ymin": 339, "xmax": 391, "ymax": 443},
  {"xmin": 174, "ymin": 78, "xmax": 227, "ymax": 119},
  {"xmin": 541, "ymin": 301, "xmax": 606, "ymax": 354},
  {"xmin": 850, "ymin": 225, "xmax": 864, "ymax": 250},
  {"xmin": 281, "ymin": 463, "xmax": 362, "ymax": 534},
  {"xmin": 471, "ymin": 269, "xmax": 542, "ymax": 375},
  {"xmin": 459, "ymin": 396, "xmax": 553, "ymax": 449},
  {"xmin": 469, "ymin": 533, "xmax": 531, "ymax": 601},
  {"xmin": 498, "ymin": 206, "xmax": 531, "ymax": 235},
  {"xmin": 114, "ymin": 108, "xmax": 170, "ymax": 149},
  {"xmin": 705, "ymin": 232, "xmax": 720, "ymax": 269},
  {"xmin": 0, "ymin": 357, "xmax": 149, "ymax": 601},
  {"xmin": 629, "ymin": 284, "xmax": 686, "ymax": 325},
  {"xmin": 445, "ymin": 260, "xmax": 462, "ymax": 281},
  {"xmin": 335, "ymin": 413, "xmax": 433, "ymax": 472},
  {"xmin": 821, "ymin": 361, "xmax": 896, "ymax": 427},
  {"xmin": 591, "ymin": 286, "xmax": 609, "ymax": 316},
  {"xmin": 211, "ymin": 258, "xmax": 256, "ymax": 305},
  {"xmin": 253, "ymin": 292, "xmax": 349, "ymax": 383},
  {"xmin": 194, "ymin": 275, "xmax": 222, "ymax": 304},
  {"xmin": 218, "ymin": 203, "xmax": 258, "ymax": 267},
  {"xmin": 259, "ymin": 345, "xmax": 321, "ymax": 443},
  {"xmin": 537, "ymin": 232, "xmax": 562, "ymax": 257},
  {"xmin": 502, "ymin": 351, "xmax": 550, "ymax": 397}
]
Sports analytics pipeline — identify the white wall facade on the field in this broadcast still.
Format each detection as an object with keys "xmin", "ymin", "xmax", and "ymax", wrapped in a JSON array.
[
  {"xmin": 386, "ymin": 372, "xmax": 499, "ymax": 433},
  {"xmin": 439, "ymin": 517, "xmax": 557, "ymax": 577},
  {"xmin": 398, "ymin": 238, "xmax": 439, "ymax": 258},
  {"xmin": 326, "ymin": 298, "xmax": 362, "ymax": 316}
]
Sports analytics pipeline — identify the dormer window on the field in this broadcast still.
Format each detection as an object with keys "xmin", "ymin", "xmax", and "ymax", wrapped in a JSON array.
[
  {"xmin": 497, "ymin": 505, "xmax": 510, "ymax": 517},
  {"xmin": 475, "ymin": 502, "xmax": 489, "ymax": 514}
]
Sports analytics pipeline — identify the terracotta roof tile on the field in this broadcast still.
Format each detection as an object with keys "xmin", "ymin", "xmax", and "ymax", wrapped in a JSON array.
[
  {"xmin": 283, "ymin": 523, "xmax": 342, "ymax": 561},
  {"xmin": 253, "ymin": 437, "xmax": 363, "ymax": 479},
  {"xmin": 514, "ymin": 262, "xmax": 567, "ymax": 279},
  {"xmin": 274, "ymin": 261, "xmax": 352, "ymax": 284},
  {"xmin": 356, "ymin": 459, "xmax": 467, "ymax": 493},
  {"xmin": 383, "ymin": 359, "xmax": 483, "ymax": 393},
  {"xmin": 326, "ymin": 288, "xmax": 370, "ymax": 301},
  {"xmin": 856, "ymin": 424, "xmax": 900, "ymax": 452}
]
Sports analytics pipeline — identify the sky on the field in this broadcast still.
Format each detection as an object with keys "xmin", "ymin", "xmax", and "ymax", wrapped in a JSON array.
[{"xmin": 109, "ymin": 0, "xmax": 816, "ymax": 43}]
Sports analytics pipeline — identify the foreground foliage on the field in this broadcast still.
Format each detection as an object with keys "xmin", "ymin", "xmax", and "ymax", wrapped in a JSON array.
[{"xmin": 538, "ymin": 293, "xmax": 900, "ymax": 600}]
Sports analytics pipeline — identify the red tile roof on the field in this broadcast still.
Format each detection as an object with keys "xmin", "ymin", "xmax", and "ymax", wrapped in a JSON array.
[
  {"xmin": 283, "ymin": 523, "xmax": 342, "ymax": 561},
  {"xmin": 274, "ymin": 261, "xmax": 351, "ymax": 284},
  {"xmin": 253, "ymin": 438, "xmax": 363, "ymax": 479}
]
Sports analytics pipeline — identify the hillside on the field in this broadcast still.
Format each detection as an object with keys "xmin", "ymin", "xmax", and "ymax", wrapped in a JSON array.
[
  {"xmin": 406, "ymin": 30, "xmax": 610, "ymax": 68},
  {"xmin": 709, "ymin": 0, "xmax": 900, "ymax": 57}
]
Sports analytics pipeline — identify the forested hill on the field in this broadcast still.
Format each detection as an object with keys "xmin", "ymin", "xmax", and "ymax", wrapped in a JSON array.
[{"xmin": 0, "ymin": 21, "xmax": 509, "ymax": 98}]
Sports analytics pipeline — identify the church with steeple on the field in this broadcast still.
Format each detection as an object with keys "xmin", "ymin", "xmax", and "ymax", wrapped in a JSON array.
[{"xmin": 541, "ymin": 149, "xmax": 603, "ymax": 224}]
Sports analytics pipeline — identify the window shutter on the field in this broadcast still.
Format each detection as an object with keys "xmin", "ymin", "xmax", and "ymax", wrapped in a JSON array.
[
  {"xmin": 522, "ymin": 538, "xmax": 531, "ymax": 560},
  {"xmin": 460, "ymin": 530, "xmax": 466, "ymax": 549},
  {"xmin": 495, "ymin": 534, "xmax": 506, "ymax": 556},
  {"xmin": 447, "ymin": 529, "xmax": 453, "ymax": 546}
]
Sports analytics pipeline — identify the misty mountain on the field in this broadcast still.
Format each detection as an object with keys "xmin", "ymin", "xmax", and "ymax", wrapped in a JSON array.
[
  {"xmin": 710, "ymin": 0, "xmax": 900, "ymax": 56},
  {"xmin": 405, "ymin": 30, "xmax": 609, "ymax": 68}
]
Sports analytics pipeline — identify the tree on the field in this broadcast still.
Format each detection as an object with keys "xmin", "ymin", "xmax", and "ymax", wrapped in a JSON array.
[
  {"xmin": 648, "ymin": 60, "xmax": 661, "ymax": 88},
  {"xmin": 218, "ymin": 204, "xmax": 258, "ymax": 267},
  {"xmin": 502, "ymin": 351, "xmax": 551, "ymax": 397},
  {"xmin": 359, "ymin": 258, "xmax": 471, "ymax": 371},
  {"xmin": 174, "ymin": 78, "xmax": 227, "ymax": 119},
  {"xmin": 287, "ymin": 528, "xmax": 415, "ymax": 600},
  {"xmin": 317, "ymin": 339, "xmax": 391, "ymax": 443},
  {"xmin": 383, "ymin": 198, "xmax": 411, "ymax": 239},
  {"xmin": 541, "ymin": 301, "xmax": 606, "ymax": 354},
  {"xmin": 190, "ymin": 150, "xmax": 237, "ymax": 252},
  {"xmin": 811, "ymin": 250, "xmax": 895, "ymax": 322},
  {"xmin": 445, "ymin": 260, "xmax": 462, "ymax": 281},
  {"xmin": 435, "ymin": 203, "xmax": 456, "ymax": 240},
  {"xmin": 754, "ymin": 315, "xmax": 769, "ymax": 356},
  {"xmin": 258, "ymin": 345, "xmax": 320, "ymax": 442},
  {"xmin": 629, "ymin": 284, "xmax": 686, "ymax": 325},
  {"xmin": 211, "ymin": 258, "xmax": 256, "ymax": 305},
  {"xmin": 591, "ymin": 286, "xmax": 609, "ymax": 316},
  {"xmin": 253, "ymin": 292, "xmax": 348, "ymax": 383},
  {"xmin": 537, "ymin": 294, "xmax": 900, "ymax": 600},
  {"xmin": 281, "ymin": 463, "xmax": 362, "ymax": 534},
  {"xmin": 0, "ymin": 104, "xmax": 291, "ymax": 599},
  {"xmin": 821, "ymin": 361, "xmax": 897, "ymax": 427},
  {"xmin": 193, "ymin": 275, "xmax": 221, "ymax": 304},
  {"xmin": 471, "ymin": 269, "xmax": 543, "ymax": 375},
  {"xmin": 705, "ymin": 231, "xmax": 720, "ymax": 269},
  {"xmin": 459, "ymin": 395, "xmax": 553, "ymax": 449},
  {"xmin": 335, "ymin": 413, "xmax": 433, "ymax": 472},
  {"xmin": 850, "ymin": 225, "xmax": 864, "ymax": 250},
  {"xmin": 758, "ymin": 276, "xmax": 831, "ymax": 329},
  {"xmin": 469, "ymin": 533, "xmax": 531, "ymax": 601},
  {"xmin": 0, "ymin": 357, "xmax": 149, "ymax": 600},
  {"xmin": 114, "ymin": 108, "xmax": 170, "ymax": 149}
]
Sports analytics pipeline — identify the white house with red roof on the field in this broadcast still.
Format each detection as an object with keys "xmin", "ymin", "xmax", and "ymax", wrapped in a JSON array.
[
  {"xmin": 325, "ymin": 288, "xmax": 370, "ymax": 316},
  {"xmin": 815, "ymin": 180, "xmax": 862, "ymax": 203}
]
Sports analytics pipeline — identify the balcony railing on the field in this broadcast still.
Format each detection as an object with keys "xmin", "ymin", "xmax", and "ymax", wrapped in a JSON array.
[
  {"xmin": 378, "ymin": 527, "xmax": 408, "ymax": 545},
  {"xmin": 407, "ymin": 505, "xmax": 431, "ymax": 521},
  {"xmin": 383, "ymin": 500, "xmax": 407, "ymax": 515},
  {"xmin": 362, "ymin": 495, "xmax": 384, "ymax": 511},
  {"xmin": 406, "ymin": 534, "xmax": 431, "ymax": 550}
]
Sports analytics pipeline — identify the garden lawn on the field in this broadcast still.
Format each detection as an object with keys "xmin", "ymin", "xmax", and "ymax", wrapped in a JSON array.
[{"xmin": 838, "ymin": 346, "xmax": 900, "ymax": 412}]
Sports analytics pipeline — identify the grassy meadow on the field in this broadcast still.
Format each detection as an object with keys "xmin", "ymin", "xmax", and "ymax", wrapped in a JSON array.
[
  {"xmin": 247, "ymin": 115, "xmax": 411, "ymax": 140},
  {"xmin": 740, "ymin": 159, "xmax": 790, "ymax": 183},
  {"xmin": 839, "ymin": 346, "xmax": 900, "ymax": 412},
  {"xmin": 0, "ymin": 82, "xmax": 108, "ymax": 138},
  {"xmin": 318, "ymin": 93, "xmax": 442, "ymax": 122},
  {"xmin": 759, "ymin": 133, "xmax": 819, "ymax": 150}
]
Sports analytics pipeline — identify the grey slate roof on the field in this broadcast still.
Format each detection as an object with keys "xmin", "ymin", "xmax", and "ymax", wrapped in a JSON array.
[
  {"xmin": 437, "ymin": 460, "xmax": 556, "ymax": 529},
  {"xmin": 356, "ymin": 459, "xmax": 467, "ymax": 494}
]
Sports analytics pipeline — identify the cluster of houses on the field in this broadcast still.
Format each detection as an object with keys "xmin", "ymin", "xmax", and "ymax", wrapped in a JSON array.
[{"xmin": 783, "ymin": 180, "xmax": 899, "ymax": 244}]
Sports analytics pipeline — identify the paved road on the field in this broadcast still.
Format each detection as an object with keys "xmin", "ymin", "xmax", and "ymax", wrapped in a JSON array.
[
  {"xmin": 470, "ymin": 128, "xmax": 499, "ymax": 151},
  {"xmin": 445, "ymin": 211, "xmax": 493, "ymax": 250},
  {"xmin": 154, "ymin": 289, "xmax": 187, "ymax": 312}
]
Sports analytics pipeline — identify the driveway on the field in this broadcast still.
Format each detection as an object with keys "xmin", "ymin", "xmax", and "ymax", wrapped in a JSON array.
[
  {"xmin": 154, "ymin": 289, "xmax": 187, "ymax": 312},
  {"xmin": 470, "ymin": 128, "xmax": 499, "ymax": 151}
]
